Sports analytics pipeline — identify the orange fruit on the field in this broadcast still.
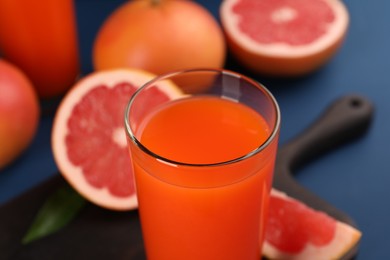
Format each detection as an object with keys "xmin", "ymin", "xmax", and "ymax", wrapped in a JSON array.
[
  {"xmin": 92, "ymin": 0, "xmax": 226, "ymax": 90},
  {"xmin": 0, "ymin": 59, "xmax": 40, "ymax": 169},
  {"xmin": 51, "ymin": 69, "xmax": 181, "ymax": 210},
  {"xmin": 220, "ymin": 0, "xmax": 349, "ymax": 77},
  {"xmin": 263, "ymin": 189, "xmax": 362, "ymax": 259}
]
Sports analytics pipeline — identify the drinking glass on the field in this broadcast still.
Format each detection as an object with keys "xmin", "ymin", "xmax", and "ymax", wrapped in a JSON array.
[{"xmin": 124, "ymin": 68, "xmax": 280, "ymax": 260}]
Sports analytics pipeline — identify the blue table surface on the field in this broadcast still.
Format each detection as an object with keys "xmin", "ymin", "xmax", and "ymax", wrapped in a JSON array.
[{"xmin": 1, "ymin": 0, "xmax": 389, "ymax": 259}]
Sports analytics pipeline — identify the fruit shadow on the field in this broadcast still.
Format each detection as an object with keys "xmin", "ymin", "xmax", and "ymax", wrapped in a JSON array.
[{"xmin": 224, "ymin": 52, "xmax": 328, "ymax": 95}]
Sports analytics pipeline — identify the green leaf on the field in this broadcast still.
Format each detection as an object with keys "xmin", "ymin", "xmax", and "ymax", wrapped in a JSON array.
[{"xmin": 22, "ymin": 184, "xmax": 86, "ymax": 244}]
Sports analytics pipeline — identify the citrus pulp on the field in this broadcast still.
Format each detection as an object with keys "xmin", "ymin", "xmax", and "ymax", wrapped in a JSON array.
[
  {"xmin": 263, "ymin": 189, "xmax": 362, "ymax": 259},
  {"xmin": 220, "ymin": 0, "xmax": 349, "ymax": 76},
  {"xmin": 51, "ymin": 69, "xmax": 181, "ymax": 210}
]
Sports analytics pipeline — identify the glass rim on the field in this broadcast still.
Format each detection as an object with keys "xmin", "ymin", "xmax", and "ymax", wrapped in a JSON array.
[{"xmin": 124, "ymin": 68, "xmax": 281, "ymax": 167}]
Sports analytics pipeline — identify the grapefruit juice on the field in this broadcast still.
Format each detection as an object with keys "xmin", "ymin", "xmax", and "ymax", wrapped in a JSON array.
[
  {"xmin": 129, "ymin": 95, "xmax": 279, "ymax": 260},
  {"xmin": 0, "ymin": 0, "xmax": 79, "ymax": 98}
]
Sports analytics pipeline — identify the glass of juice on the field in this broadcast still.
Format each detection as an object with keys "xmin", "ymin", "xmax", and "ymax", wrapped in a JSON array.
[
  {"xmin": 0, "ymin": 0, "xmax": 79, "ymax": 99},
  {"xmin": 124, "ymin": 69, "xmax": 281, "ymax": 260}
]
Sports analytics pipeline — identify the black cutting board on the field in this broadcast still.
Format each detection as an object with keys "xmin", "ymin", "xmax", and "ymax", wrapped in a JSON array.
[{"xmin": 0, "ymin": 95, "xmax": 374, "ymax": 260}]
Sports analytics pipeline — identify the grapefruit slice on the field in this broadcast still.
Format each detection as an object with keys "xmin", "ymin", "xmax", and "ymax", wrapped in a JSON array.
[
  {"xmin": 220, "ymin": 0, "xmax": 349, "ymax": 76},
  {"xmin": 263, "ymin": 189, "xmax": 362, "ymax": 259},
  {"xmin": 51, "ymin": 69, "xmax": 181, "ymax": 211}
]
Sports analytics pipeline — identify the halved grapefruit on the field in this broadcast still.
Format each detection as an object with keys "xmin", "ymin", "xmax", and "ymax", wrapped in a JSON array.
[
  {"xmin": 51, "ymin": 69, "xmax": 181, "ymax": 211},
  {"xmin": 263, "ymin": 189, "xmax": 362, "ymax": 259},
  {"xmin": 220, "ymin": 0, "xmax": 350, "ymax": 77}
]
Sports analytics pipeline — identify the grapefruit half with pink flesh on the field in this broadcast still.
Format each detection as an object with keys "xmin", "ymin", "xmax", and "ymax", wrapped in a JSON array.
[
  {"xmin": 51, "ymin": 69, "xmax": 181, "ymax": 211},
  {"xmin": 220, "ymin": 0, "xmax": 349, "ymax": 76},
  {"xmin": 263, "ymin": 189, "xmax": 362, "ymax": 259}
]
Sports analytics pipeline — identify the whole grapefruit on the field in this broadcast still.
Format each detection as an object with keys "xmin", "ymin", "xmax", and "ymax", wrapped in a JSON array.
[
  {"xmin": 93, "ymin": 0, "xmax": 226, "ymax": 87},
  {"xmin": 220, "ymin": 0, "xmax": 349, "ymax": 77},
  {"xmin": 0, "ymin": 59, "xmax": 40, "ymax": 169}
]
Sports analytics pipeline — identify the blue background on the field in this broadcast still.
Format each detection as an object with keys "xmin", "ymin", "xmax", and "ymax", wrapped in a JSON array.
[{"xmin": 0, "ymin": 0, "xmax": 389, "ymax": 259}]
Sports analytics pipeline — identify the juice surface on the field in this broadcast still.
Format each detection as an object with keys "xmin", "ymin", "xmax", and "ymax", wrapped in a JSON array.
[
  {"xmin": 131, "ymin": 95, "xmax": 278, "ymax": 260},
  {"xmin": 0, "ymin": 0, "xmax": 79, "ymax": 98},
  {"xmin": 139, "ymin": 95, "xmax": 270, "ymax": 164}
]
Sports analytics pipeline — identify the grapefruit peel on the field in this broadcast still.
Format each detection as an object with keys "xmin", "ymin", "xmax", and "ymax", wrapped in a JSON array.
[
  {"xmin": 220, "ymin": 0, "xmax": 350, "ymax": 76},
  {"xmin": 263, "ymin": 189, "xmax": 362, "ymax": 260},
  {"xmin": 52, "ymin": 69, "xmax": 181, "ymax": 211}
]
